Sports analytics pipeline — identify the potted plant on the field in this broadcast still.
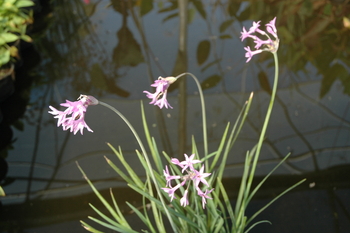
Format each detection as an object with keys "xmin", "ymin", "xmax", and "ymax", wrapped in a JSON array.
[{"xmin": 0, "ymin": 0, "xmax": 34, "ymax": 80}]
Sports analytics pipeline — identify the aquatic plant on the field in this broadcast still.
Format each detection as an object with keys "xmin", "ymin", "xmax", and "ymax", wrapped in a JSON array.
[{"xmin": 49, "ymin": 17, "xmax": 305, "ymax": 233}]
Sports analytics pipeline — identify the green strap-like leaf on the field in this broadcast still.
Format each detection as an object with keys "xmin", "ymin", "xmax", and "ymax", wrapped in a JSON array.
[{"xmin": 80, "ymin": 220, "xmax": 104, "ymax": 233}]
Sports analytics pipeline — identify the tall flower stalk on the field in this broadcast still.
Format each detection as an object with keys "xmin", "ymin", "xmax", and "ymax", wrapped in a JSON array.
[
  {"xmin": 144, "ymin": 72, "xmax": 208, "ymax": 158},
  {"xmin": 241, "ymin": 18, "xmax": 280, "ymax": 200}
]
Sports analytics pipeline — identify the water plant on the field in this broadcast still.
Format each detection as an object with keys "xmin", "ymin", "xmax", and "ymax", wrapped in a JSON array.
[{"xmin": 49, "ymin": 17, "xmax": 305, "ymax": 233}]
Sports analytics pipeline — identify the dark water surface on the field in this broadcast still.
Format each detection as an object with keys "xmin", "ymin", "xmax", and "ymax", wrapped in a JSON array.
[{"xmin": 1, "ymin": 0, "xmax": 350, "ymax": 232}]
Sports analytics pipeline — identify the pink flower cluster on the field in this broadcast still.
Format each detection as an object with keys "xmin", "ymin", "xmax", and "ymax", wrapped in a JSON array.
[
  {"xmin": 162, "ymin": 154, "xmax": 214, "ymax": 209},
  {"xmin": 240, "ymin": 17, "xmax": 279, "ymax": 62},
  {"xmin": 48, "ymin": 95, "xmax": 98, "ymax": 135},
  {"xmin": 143, "ymin": 76, "xmax": 177, "ymax": 109}
]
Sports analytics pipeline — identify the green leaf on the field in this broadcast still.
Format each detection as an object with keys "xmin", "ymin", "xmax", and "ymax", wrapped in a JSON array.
[
  {"xmin": 6, "ymin": 0, "xmax": 17, "ymax": 4},
  {"xmin": 234, "ymin": 149, "xmax": 255, "ymax": 221},
  {"xmin": 209, "ymin": 122, "xmax": 230, "ymax": 171},
  {"xmin": 126, "ymin": 202, "xmax": 154, "ymax": 230},
  {"xmin": 140, "ymin": 0, "xmax": 153, "ymax": 16},
  {"xmin": 244, "ymin": 220, "xmax": 271, "ymax": 233},
  {"xmin": 190, "ymin": 0, "xmax": 206, "ymax": 19},
  {"xmin": 216, "ymin": 179, "xmax": 235, "ymax": 227},
  {"xmin": 162, "ymin": 12, "xmax": 178, "ymax": 23},
  {"xmin": 106, "ymin": 144, "xmax": 144, "ymax": 188},
  {"xmin": 16, "ymin": 0, "xmax": 35, "ymax": 8},
  {"xmin": 247, "ymin": 178, "xmax": 306, "ymax": 227},
  {"xmin": 0, "ymin": 37, "xmax": 7, "ymax": 45},
  {"xmin": 196, "ymin": 40, "xmax": 210, "ymax": 65},
  {"xmin": 20, "ymin": 34, "xmax": 32, "ymax": 42},
  {"xmin": 0, "ymin": 33, "xmax": 19, "ymax": 43},
  {"xmin": 219, "ymin": 19, "xmax": 234, "ymax": 33},
  {"xmin": 80, "ymin": 220, "xmax": 104, "ymax": 233},
  {"xmin": 109, "ymin": 189, "xmax": 131, "ymax": 228},
  {"xmin": 200, "ymin": 74, "xmax": 221, "ymax": 90},
  {"xmin": 0, "ymin": 50, "xmax": 11, "ymax": 67},
  {"xmin": 0, "ymin": 186, "xmax": 5, "ymax": 196},
  {"xmin": 200, "ymin": 58, "xmax": 222, "ymax": 72},
  {"xmin": 219, "ymin": 34, "xmax": 232, "ymax": 39},
  {"xmin": 89, "ymin": 203, "xmax": 127, "ymax": 231},
  {"xmin": 9, "ymin": 46, "xmax": 19, "ymax": 58},
  {"xmin": 323, "ymin": 3, "xmax": 332, "ymax": 15},
  {"xmin": 76, "ymin": 162, "xmax": 125, "ymax": 226},
  {"xmin": 87, "ymin": 216, "xmax": 134, "ymax": 232},
  {"xmin": 158, "ymin": 2, "xmax": 178, "ymax": 13},
  {"xmin": 227, "ymin": 1, "xmax": 241, "ymax": 17},
  {"xmin": 140, "ymin": 102, "xmax": 163, "ymax": 173},
  {"xmin": 128, "ymin": 184, "xmax": 199, "ymax": 229},
  {"xmin": 188, "ymin": 8, "xmax": 195, "ymax": 24}
]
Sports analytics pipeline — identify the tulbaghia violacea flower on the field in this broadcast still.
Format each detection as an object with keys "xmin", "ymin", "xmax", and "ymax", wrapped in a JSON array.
[
  {"xmin": 198, "ymin": 188, "xmax": 214, "ymax": 209},
  {"xmin": 164, "ymin": 165, "xmax": 181, "ymax": 188},
  {"xmin": 179, "ymin": 154, "xmax": 201, "ymax": 173},
  {"xmin": 193, "ymin": 165, "xmax": 211, "ymax": 188},
  {"xmin": 180, "ymin": 190, "xmax": 189, "ymax": 207},
  {"xmin": 143, "ymin": 76, "xmax": 177, "ymax": 109},
  {"xmin": 240, "ymin": 17, "xmax": 279, "ymax": 62},
  {"xmin": 48, "ymin": 95, "xmax": 98, "ymax": 135},
  {"xmin": 162, "ymin": 154, "xmax": 214, "ymax": 209}
]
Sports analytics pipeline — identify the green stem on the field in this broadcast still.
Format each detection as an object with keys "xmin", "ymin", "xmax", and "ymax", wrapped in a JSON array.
[
  {"xmin": 98, "ymin": 101, "xmax": 177, "ymax": 233},
  {"xmin": 174, "ymin": 72, "xmax": 208, "ymax": 158},
  {"xmin": 245, "ymin": 52, "xmax": 279, "ymax": 202}
]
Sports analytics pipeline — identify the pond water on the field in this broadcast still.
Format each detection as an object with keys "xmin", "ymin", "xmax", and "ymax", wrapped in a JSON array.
[{"xmin": 1, "ymin": 0, "xmax": 350, "ymax": 232}]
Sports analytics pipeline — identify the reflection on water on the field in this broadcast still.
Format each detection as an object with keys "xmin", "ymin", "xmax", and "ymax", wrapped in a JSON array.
[{"xmin": 1, "ymin": 0, "xmax": 350, "ymax": 232}]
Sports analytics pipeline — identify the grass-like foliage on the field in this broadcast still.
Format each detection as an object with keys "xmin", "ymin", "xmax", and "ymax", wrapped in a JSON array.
[{"xmin": 77, "ymin": 60, "xmax": 305, "ymax": 232}]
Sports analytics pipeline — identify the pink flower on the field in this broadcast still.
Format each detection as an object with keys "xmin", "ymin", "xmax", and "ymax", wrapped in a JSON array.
[
  {"xmin": 241, "ymin": 17, "xmax": 279, "ymax": 62},
  {"xmin": 162, "ymin": 155, "xmax": 213, "ymax": 208},
  {"xmin": 240, "ymin": 27, "xmax": 256, "ymax": 41},
  {"xmin": 244, "ymin": 46, "xmax": 263, "ymax": 63},
  {"xmin": 170, "ymin": 158, "xmax": 183, "ymax": 168},
  {"xmin": 197, "ymin": 188, "xmax": 214, "ymax": 209},
  {"xmin": 193, "ymin": 165, "xmax": 211, "ymax": 188},
  {"xmin": 162, "ymin": 183, "xmax": 182, "ymax": 202},
  {"xmin": 143, "ymin": 76, "xmax": 177, "ymax": 109},
  {"xmin": 163, "ymin": 165, "xmax": 181, "ymax": 188},
  {"xmin": 180, "ymin": 190, "xmax": 189, "ymax": 207},
  {"xmin": 48, "ymin": 95, "xmax": 98, "ymax": 135},
  {"xmin": 266, "ymin": 17, "xmax": 277, "ymax": 38},
  {"xmin": 179, "ymin": 154, "xmax": 201, "ymax": 173},
  {"xmin": 249, "ymin": 21, "xmax": 266, "ymax": 35}
]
